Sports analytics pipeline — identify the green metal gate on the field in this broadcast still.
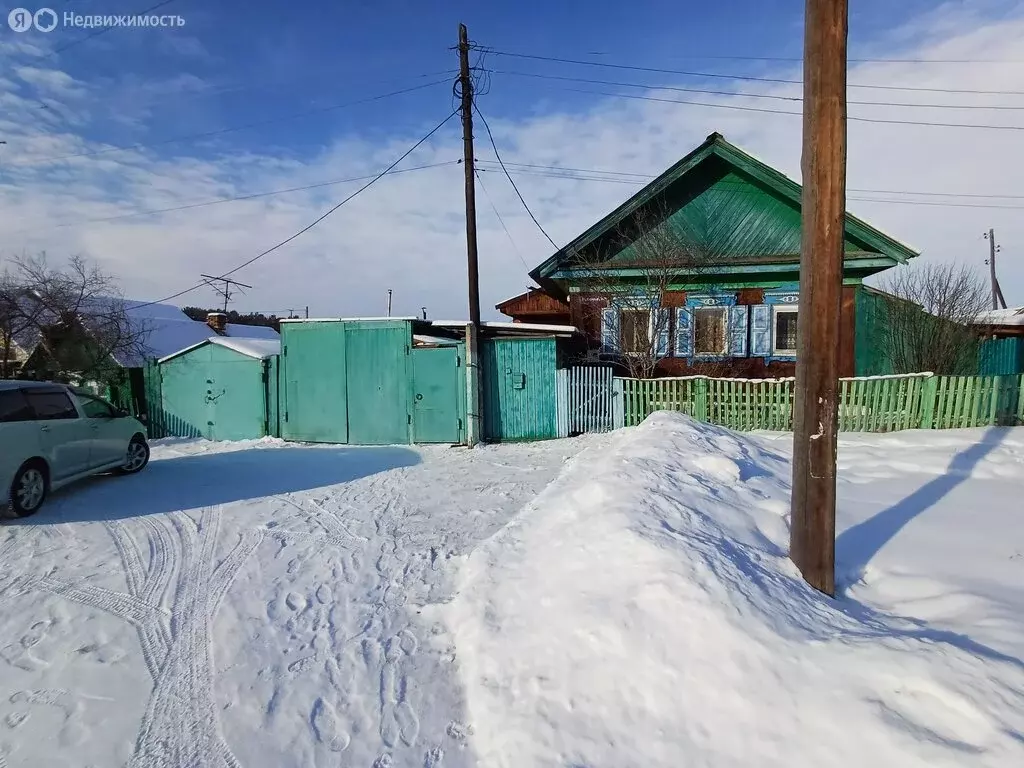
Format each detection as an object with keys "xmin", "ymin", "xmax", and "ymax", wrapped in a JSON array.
[
  {"xmin": 345, "ymin": 324, "xmax": 412, "ymax": 445},
  {"xmin": 280, "ymin": 319, "xmax": 465, "ymax": 445},
  {"xmin": 412, "ymin": 346, "xmax": 463, "ymax": 443},
  {"xmin": 281, "ymin": 322, "xmax": 348, "ymax": 443},
  {"xmin": 482, "ymin": 337, "xmax": 557, "ymax": 441}
]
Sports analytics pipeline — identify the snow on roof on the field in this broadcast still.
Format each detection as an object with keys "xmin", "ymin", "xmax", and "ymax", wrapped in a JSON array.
[
  {"xmin": 116, "ymin": 301, "xmax": 280, "ymax": 366},
  {"xmin": 225, "ymin": 323, "xmax": 279, "ymax": 340},
  {"xmin": 974, "ymin": 307, "xmax": 1024, "ymax": 326},
  {"xmin": 431, "ymin": 321, "xmax": 579, "ymax": 334},
  {"xmin": 278, "ymin": 317, "xmax": 419, "ymax": 323},
  {"xmin": 210, "ymin": 336, "xmax": 281, "ymax": 359},
  {"xmin": 413, "ymin": 334, "xmax": 461, "ymax": 346},
  {"xmin": 123, "ymin": 306, "xmax": 211, "ymax": 367},
  {"xmin": 158, "ymin": 336, "xmax": 281, "ymax": 363}
]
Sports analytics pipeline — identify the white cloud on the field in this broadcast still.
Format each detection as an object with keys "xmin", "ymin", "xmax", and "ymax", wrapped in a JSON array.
[{"xmin": 1, "ymin": 3, "xmax": 1023, "ymax": 320}]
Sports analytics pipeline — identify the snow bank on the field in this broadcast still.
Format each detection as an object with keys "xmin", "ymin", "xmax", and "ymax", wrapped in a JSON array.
[{"xmin": 443, "ymin": 413, "xmax": 1024, "ymax": 768}]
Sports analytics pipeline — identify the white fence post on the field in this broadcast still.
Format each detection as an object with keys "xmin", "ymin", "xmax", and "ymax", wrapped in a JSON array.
[
  {"xmin": 556, "ymin": 368, "xmax": 569, "ymax": 438},
  {"xmin": 612, "ymin": 377, "xmax": 624, "ymax": 430}
]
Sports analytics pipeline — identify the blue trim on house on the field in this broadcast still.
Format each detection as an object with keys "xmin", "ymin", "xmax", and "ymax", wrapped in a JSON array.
[{"xmin": 685, "ymin": 292, "xmax": 737, "ymax": 308}]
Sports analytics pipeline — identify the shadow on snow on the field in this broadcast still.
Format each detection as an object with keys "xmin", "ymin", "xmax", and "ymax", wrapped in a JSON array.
[
  {"xmin": 835, "ymin": 427, "xmax": 1011, "ymax": 587},
  {"xmin": 14, "ymin": 445, "xmax": 422, "ymax": 524}
]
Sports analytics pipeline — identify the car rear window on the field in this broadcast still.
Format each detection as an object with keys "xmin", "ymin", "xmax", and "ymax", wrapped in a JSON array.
[
  {"xmin": 0, "ymin": 390, "xmax": 34, "ymax": 423},
  {"xmin": 25, "ymin": 390, "xmax": 79, "ymax": 420}
]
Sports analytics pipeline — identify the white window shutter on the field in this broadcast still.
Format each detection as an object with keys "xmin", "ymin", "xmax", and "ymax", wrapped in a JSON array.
[
  {"xmin": 654, "ymin": 308, "xmax": 671, "ymax": 358},
  {"xmin": 674, "ymin": 307, "xmax": 693, "ymax": 357},
  {"xmin": 601, "ymin": 307, "xmax": 620, "ymax": 354},
  {"xmin": 750, "ymin": 304, "xmax": 771, "ymax": 356},
  {"xmin": 728, "ymin": 305, "xmax": 749, "ymax": 357}
]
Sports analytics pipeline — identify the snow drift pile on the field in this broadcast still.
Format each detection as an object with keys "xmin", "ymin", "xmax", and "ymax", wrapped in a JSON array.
[{"xmin": 443, "ymin": 413, "xmax": 1024, "ymax": 768}]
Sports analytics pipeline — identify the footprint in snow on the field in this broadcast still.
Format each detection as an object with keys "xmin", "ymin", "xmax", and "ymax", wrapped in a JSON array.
[{"xmin": 310, "ymin": 697, "xmax": 350, "ymax": 752}]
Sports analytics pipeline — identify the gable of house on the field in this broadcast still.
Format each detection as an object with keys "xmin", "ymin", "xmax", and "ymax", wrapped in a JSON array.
[{"xmin": 531, "ymin": 132, "xmax": 918, "ymax": 288}]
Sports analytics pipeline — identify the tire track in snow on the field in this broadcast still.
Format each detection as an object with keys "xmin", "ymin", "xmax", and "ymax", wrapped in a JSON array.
[{"xmin": 128, "ymin": 508, "xmax": 252, "ymax": 768}]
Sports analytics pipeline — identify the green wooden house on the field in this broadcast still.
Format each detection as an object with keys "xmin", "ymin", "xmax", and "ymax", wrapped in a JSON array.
[{"xmin": 512, "ymin": 132, "xmax": 920, "ymax": 378}]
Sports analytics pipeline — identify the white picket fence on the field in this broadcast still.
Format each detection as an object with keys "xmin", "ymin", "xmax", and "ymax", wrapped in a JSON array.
[{"xmin": 556, "ymin": 366, "xmax": 618, "ymax": 437}]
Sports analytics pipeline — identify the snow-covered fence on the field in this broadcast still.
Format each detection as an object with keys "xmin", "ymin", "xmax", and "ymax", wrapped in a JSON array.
[{"xmin": 616, "ymin": 372, "xmax": 1024, "ymax": 432}]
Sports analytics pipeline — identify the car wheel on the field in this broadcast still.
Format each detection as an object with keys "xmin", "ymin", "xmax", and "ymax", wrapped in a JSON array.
[
  {"xmin": 6, "ymin": 461, "xmax": 48, "ymax": 519},
  {"xmin": 116, "ymin": 436, "xmax": 150, "ymax": 475}
]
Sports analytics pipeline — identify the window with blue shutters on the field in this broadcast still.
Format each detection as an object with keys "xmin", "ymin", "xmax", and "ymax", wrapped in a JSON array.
[{"xmin": 728, "ymin": 305, "xmax": 749, "ymax": 357}]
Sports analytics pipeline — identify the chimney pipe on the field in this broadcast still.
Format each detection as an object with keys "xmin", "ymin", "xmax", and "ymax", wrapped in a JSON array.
[{"xmin": 207, "ymin": 312, "xmax": 228, "ymax": 334}]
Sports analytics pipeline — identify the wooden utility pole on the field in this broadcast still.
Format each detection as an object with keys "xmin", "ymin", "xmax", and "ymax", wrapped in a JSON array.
[
  {"xmin": 985, "ymin": 228, "xmax": 1005, "ymax": 310},
  {"xmin": 790, "ymin": 0, "xmax": 848, "ymax": 597},
  {"xmin": 459, "ymin": 23, "xmax": 481, "ymax": 327},
  {"xmin": 458, "ymin": 22, "xmax": 482, "ymax": 446}
]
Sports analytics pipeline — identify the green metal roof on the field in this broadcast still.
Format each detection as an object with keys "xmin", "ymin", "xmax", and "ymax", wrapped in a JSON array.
[{"xmin": 530, "ymin": 132, "xmax": 920, "ymax": 283}]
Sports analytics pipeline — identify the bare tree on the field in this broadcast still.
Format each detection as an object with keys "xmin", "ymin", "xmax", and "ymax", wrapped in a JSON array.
[
  {"xmin": 568, "ymin": 194, "xmax": 788, "ymax": 378},
  {"xmin": 877, "ymin": 262, "xmax": 988, "ymax": 375},
  {"xmin": 0, "ymin": 254, "xmax": 150, "ymax": 385}
]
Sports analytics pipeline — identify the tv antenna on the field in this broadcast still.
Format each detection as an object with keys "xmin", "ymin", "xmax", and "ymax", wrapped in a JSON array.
[{"xmin": 200, "ymin": 274, "xmax": 253, "ymax": 312}]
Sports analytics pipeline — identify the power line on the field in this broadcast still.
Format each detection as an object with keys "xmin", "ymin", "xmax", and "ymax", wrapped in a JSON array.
[
  {"xmin": 20, "ymin": 161, "xmax": 458, "ymax": 232},
  {"xmin": 494, "ymin": 69, "xmax": 1024, "ymax": 111},
  {"xmin": 487, "ymin": 49, "xmax": 1024, "ymax": 96},
  {"xmin": 556, "ymin": 86, "xmax": 1024, "ymax": 132},
  {"xmin": 477, "ymin": 164, "xmax": 1024, "ymax": 211},
  {"xmin": 485, "ymin": 160, "xmax": 1024, "ymax": 199},
  {"xmin": 473, "ymin": 105, "xmax": 558, "ymax": 249},
  {"xmin": 131, "ymin": 110, "xmax": 459, "ymax": 309},
  {"xmin": 22, "ymin": 79, "xmax": 449, "ymax": 164},
  {"xmin": 49, "ymin": 0, "xmax": 179, "ymax": 56},
  {"xmin": 536, "ymin": 47, "xmax": 1024, "ymax": 65},
  {"xmin": 474, "ymin": 168, "xmax": 530, "ymax": 269}
]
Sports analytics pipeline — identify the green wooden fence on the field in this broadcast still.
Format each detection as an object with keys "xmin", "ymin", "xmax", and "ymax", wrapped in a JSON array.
[{"xmin": 618, "ymin": 373, "xmax": 1024, "ymax": 432}]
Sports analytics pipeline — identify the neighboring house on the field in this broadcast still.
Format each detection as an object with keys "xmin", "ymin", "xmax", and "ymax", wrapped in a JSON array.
[
  {"xmin": 975, "ymin": 307, "xmax": 1024, "ymax": 376},
  {"xmin": 495, "ymin": 288, "xmax": 570, "ymax": 326},
  {"xmin": 0, "ymin": 332, "xmax": 32, "ymax": 375},
  {"xmin": 511, "ymin": 132, "xmax": 920, "ymax": 378},
  {"xmin": 974, "ymin": 307, "xmax": 1024, "ymax": 339}
]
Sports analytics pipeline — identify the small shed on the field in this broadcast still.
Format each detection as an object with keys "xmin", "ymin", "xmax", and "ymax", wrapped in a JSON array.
[
  {"xmin": 433, "ymin": 321, "xmax": 580, "ymax": 442},
  {"xmin": 279, "ymin": 318, "xmax": 467, "ymax": 445},
  {"xmin": 155, "ymin": 336, "xmax": 281, "ymax": 441}
]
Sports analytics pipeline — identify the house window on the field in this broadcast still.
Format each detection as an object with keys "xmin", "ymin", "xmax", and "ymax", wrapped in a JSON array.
[
  {"xmin": 620, "ymin": 309, "xmax": 650, "ymax": 354},
  {"xmin": 773, "ymin": 306, "xmax": 799, "ymax": 355},
  {"xmin": 693, "ymin": 307, "xmax": 728, "ymax": 356}
]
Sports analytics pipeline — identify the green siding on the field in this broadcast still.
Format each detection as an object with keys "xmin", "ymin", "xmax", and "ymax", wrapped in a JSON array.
[
  {"xmin": 281, "ymin": 322, "xmax": 348, "ymax": 443},
  {"xmin": 980, "ymin": 337, "xmax": 1024, "ymax": 376},
  {"xmin": 345, "ymin": 323, "xmax": 412, "ymax": 445},
  {"xmin": 160, "ymin": 343, "xmax": 270, "ymax": 441},
  {"xmin": 482, "ymin": 337, "xmax": 557, "ymax": 441},
  {"xmin": 854, "ymin": 287, "xmax": 895, "ymax": 376}
]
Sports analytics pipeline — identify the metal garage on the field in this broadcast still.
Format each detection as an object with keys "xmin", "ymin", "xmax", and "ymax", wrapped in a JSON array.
[{"xmin": 155, "ymin": 337, "xmax": 280, "ymax": 441}]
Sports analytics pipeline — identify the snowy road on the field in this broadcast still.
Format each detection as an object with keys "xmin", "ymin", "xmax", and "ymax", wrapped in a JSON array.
[{"xmin": 0, "ymin": 437, "xmax": 590, "ymax": 768}]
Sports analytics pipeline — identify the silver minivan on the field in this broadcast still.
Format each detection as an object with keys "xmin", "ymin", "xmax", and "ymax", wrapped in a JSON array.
[{"xmin": 1, "ymin": 381, "xmax": 150, "ymax": 518}]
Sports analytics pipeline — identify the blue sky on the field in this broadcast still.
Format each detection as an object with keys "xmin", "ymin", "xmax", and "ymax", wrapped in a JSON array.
[{"xmin": 2, "ymin": 0, "xmax": 1024, "ymax": 317}]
